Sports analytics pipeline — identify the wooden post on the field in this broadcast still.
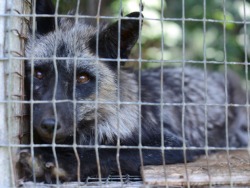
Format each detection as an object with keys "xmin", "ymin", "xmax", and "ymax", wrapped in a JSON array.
[
  {"xmin": 0, "ymin": 0, "xmax": 30, "ymax": 186},
  {"xmin": 0, "ymin": 0, "xmax": 10, "ymax": 186}
]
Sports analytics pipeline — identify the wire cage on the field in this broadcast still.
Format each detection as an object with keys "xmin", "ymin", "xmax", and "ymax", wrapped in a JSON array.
[{"xmin": 1, "ymin": 0, "xmax": 250, "ymax": 187}]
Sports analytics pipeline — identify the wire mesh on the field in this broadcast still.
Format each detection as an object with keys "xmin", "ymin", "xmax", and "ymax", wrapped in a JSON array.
[{"xmin": 1, "ymin": 0, "xmax": 250, "ymax": 187}]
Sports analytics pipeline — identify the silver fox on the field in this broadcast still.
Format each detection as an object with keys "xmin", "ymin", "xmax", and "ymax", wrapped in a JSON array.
[{"xmin": 17, "ymin": 0, "xmax": 248, "ymax": 183}]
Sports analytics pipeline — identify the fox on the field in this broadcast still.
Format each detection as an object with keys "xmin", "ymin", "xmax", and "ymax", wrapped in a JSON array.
[{"xmin": 17, "ymin": 0, "xmax": 249, "ymax": 183}]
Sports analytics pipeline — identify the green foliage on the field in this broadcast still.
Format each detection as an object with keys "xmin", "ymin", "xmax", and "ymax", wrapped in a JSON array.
[{"xmin": 53, "ymin": 0, "xmax": 250, "ymax": 77}]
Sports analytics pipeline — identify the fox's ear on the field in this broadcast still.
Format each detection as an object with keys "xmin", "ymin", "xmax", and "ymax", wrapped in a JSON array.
[
  {"xmin": 89, "ymin": 12, "xmax": 143, "ymax": 62},
  {"xmin": 33, "ymin": 0, "xmax": 55, "ymax": 34}
]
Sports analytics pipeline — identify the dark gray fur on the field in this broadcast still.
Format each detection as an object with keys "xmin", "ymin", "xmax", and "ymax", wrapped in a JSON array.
[
  {"xmin": 140, "ymin": 67, "xmax": 248, "ymax": 147},
  {"xmin": 18, "ymin": 0, "xmax": 249, "ymax": 183}
]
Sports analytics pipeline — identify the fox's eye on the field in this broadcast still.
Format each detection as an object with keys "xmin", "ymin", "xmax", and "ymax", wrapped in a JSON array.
[
  {"xmin": 34, "ymin": 69, "xmax": 44, "ymax": 80},
  {"xmin": 77, "ymin": 73, "xmax": 90, "ymax": 84}
]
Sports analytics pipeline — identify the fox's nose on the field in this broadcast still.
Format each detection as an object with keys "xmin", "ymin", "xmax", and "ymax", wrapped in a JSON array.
[{"xmin": 41, "ymin": 118, "xmax": 61, "ymax": 133}]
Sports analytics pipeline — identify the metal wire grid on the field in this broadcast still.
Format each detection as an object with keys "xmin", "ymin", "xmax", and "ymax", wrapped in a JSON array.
[{"xmin": 0, "ymin": 0, "xmax": 249, "ymax": 187}]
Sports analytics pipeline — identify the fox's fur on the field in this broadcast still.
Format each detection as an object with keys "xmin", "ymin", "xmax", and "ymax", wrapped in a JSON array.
[{"xmin": 17, "ymin": 0, "xmax": 248, "ymax": 183}]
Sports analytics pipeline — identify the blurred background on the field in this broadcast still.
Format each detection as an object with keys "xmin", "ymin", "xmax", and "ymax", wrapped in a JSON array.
[{"xmin": 52, "ymin": 0, "xmax": 250, "ymax": 79}]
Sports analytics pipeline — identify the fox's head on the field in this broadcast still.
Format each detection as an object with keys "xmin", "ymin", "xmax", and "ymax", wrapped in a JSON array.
[{"xmin": 26, "ymin": 0, "xmax": 143, "ymax": 144}]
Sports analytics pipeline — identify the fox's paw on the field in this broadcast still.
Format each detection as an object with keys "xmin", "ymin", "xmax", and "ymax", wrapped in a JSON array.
[
  {"xmin": 16, "ymin": 149, "xmax": 69, "ymax": 184},
  {"xmin": 45, "ymin": 162, "xmax": 69, "ymax": 183},
  {"xmin": 16, "ymin": 149, "xmax": 46, "ymax": 182}
]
